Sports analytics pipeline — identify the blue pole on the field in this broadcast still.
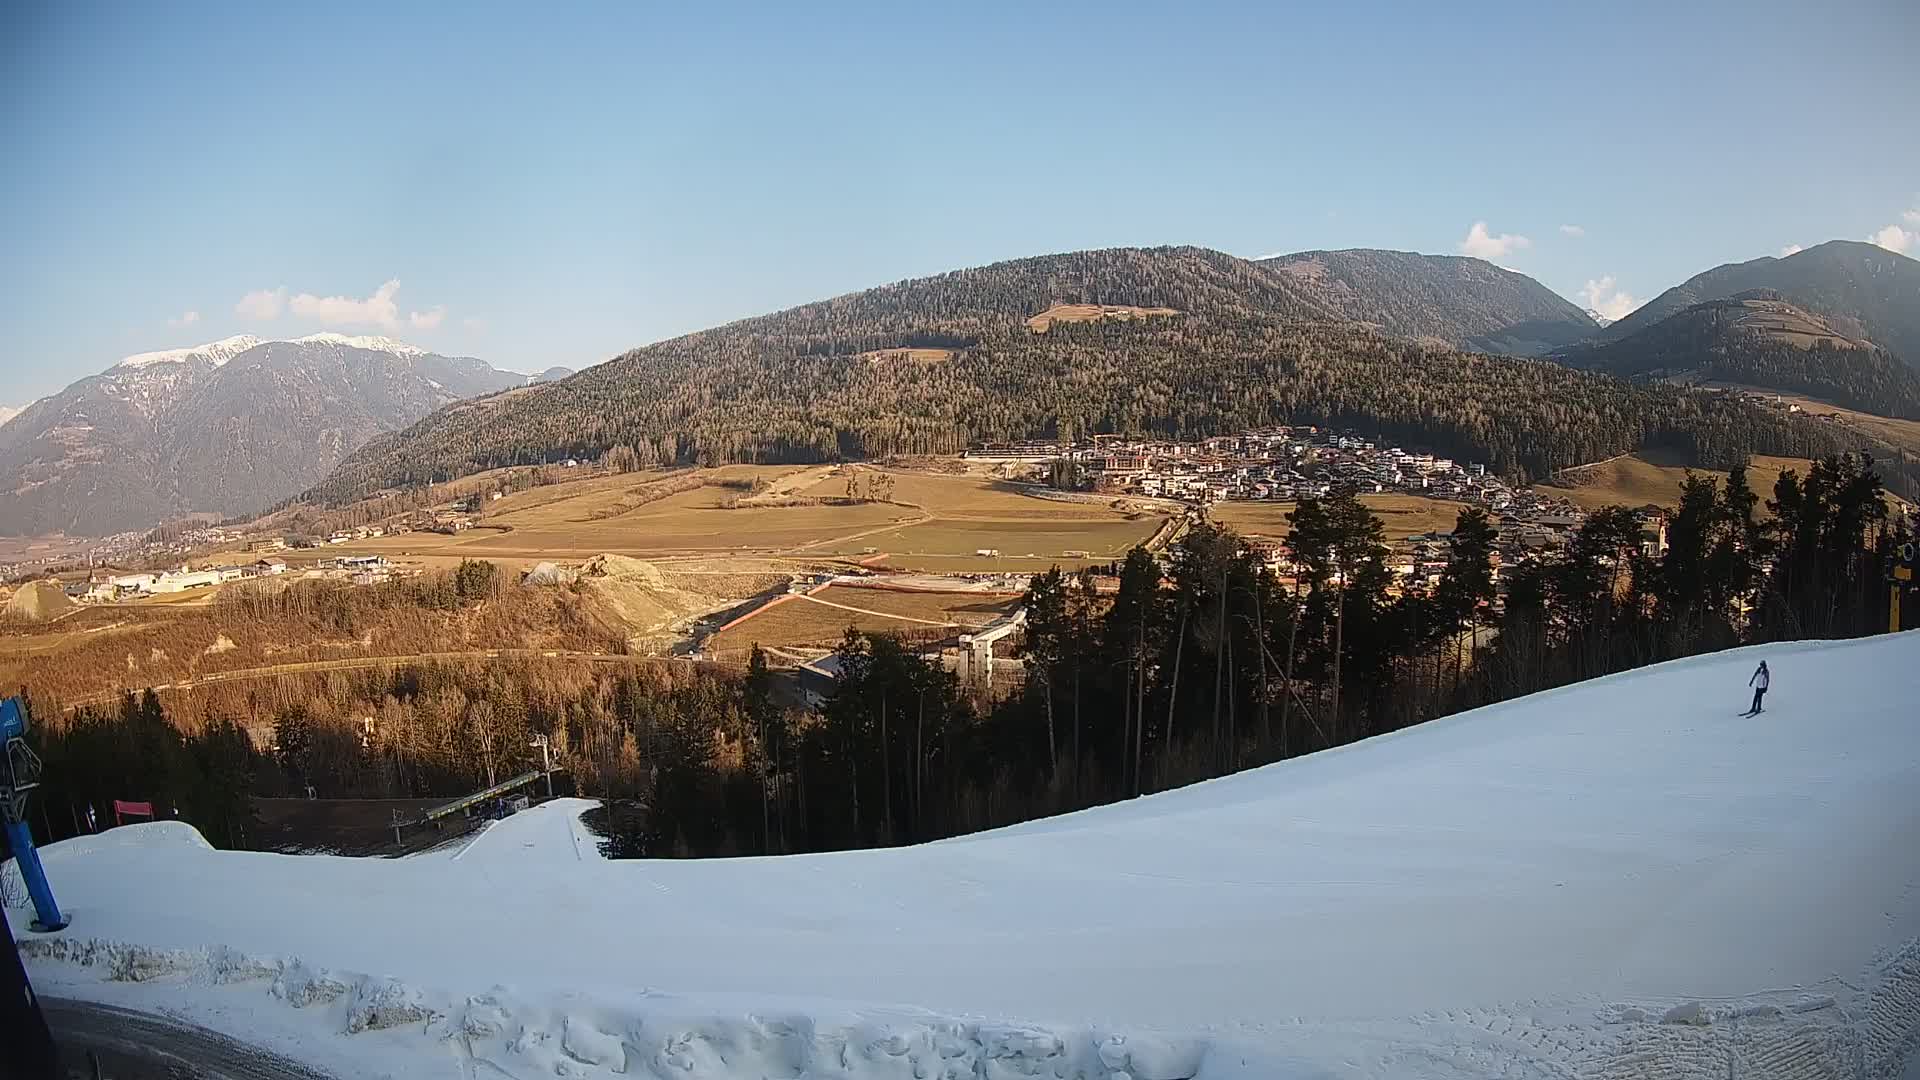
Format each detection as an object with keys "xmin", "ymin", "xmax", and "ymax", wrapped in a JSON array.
[{"xmin": 3, "ymin": 820, "xmax": 65, "ymax": 932}]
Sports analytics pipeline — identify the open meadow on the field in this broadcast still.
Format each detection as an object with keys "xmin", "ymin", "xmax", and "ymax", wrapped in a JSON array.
[
  {"xmin": 313, "ymin": 464, "xmax": 1168, "ymax": 575},
  {"xmin": 1209, "ymin": 494, "xmax": 1473, "ymax": 541},
  {"xmin": 1537, "ymin": 451, "xmax": 1813, "ymax": 513}
]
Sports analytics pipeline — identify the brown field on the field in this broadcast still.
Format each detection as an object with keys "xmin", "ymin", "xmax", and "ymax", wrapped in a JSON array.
[
  {"xmin": 707, "ymin": 586, "xmax": 1018, "ymax": 652},
  {"xmin": 799, "ymin": 468, "xmax": 1138, "ymax": 520},
  {"xmin": 329, "ymin": 482, "xmax": 911, "ymax": 567},
  {"xmin": 0, "ymin": 534, "xmax": 96, "ymax": 566},
  {"xmin": 474, "ymin": 487, "xmax": 912, "ymax": 555},
  {"xmin": 290, "ymin": 464, "xmax": 1169, "ymax": 577},
  {"xmin": 804, "ymin": 584, "xmax": 1019, "ymax": 624},
  {"xmin": 1209, "ymin": 495, "xmax": 1474, "ymax": 541},
  {"xmin": 706, "ymin": 598, "xmax": 904, "ymax": 652},
  {"xmin": 1539, "ymin": 451, "xmax": 1813, "ymax": 513},
  {"xmin": 482, "ymin": 467, "xmax": 678, "ymax": 519},
  {"xmin": 859, "ymin": 347, "xmax": 956, "ymax": 365},
  {"xmin": 821, "ymin": 518, "xmax": 1159, "ymax": 565},
  {"xmin": 1027, "ymin": 303, "xmax": 1179, "ymax": 332}
]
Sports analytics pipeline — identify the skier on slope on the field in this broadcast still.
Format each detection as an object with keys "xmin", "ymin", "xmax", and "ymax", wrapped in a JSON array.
[{"xmin": 1745, "ymin": 660, "xmax": 1769, "ymax": 716}]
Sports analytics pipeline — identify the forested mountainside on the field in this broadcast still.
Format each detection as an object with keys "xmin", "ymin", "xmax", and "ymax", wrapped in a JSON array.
[
  {"xmin": 306, "ymin": 247, "xmax": 1886, "ymax": 505},
  {"xmin": 1561, "ymin": 291, "xmax": 1920, "ymax": 419},
  {"xmin": 0, "ymin": 335, "xmax": 523, "ymax": 535},
  {"xmin": 1260, "ymin": 248, "xmax": 1597, "ymax": 355},
  {"xmin": 1597, "ymin": 241, "xmax": 1920, "ymax": 364}
]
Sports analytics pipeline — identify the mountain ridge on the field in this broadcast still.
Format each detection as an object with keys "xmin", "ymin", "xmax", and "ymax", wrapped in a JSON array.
[
  {"xmin": 1596, "ymin": 240, "xmax": 1920, "ymax": 365},
  {"xmin": 306, "ymin": 244, "xmax": 1875, "ymax": 506},
  {"xmin": 1259, "ymin": 247, "xmax": 1598, "ymax": 355},
  {"xmin": 0, "ymin": 336, "xmax": 529, "ymax": 536},
  {"xmin": 1559, "ymin": 291, "xmax": 1920, "ymax": 420}
]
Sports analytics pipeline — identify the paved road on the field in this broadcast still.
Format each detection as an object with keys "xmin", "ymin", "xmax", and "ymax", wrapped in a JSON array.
[{"xmin": 42, "ymin": 998, "xmax": 337, "ymax": 1080}]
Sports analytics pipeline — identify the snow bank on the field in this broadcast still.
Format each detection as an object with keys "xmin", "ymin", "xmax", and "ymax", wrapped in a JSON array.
[
  {"xmin": 5, "ymin": 821, "xmax": 212, "ymax": 911},
  {"xmin": 13, "ymin": 635, "xmax": 1920, "ymax": 1079}
]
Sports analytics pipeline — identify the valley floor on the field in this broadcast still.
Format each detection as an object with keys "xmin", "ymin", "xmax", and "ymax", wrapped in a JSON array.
[{"xmin": 10, "ymin": 634, "xmax": 1920, "ymax": 1079}]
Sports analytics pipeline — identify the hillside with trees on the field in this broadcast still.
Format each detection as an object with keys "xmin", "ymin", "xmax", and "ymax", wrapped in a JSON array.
[
  {"xmin": 1560, "ymin": 291, "xmax": 1920, "ymax": 419},
  {"xmin": 1260, "ymin": 248, "xmax": 1598, "ymax": 354},
  {"xmin": 1597, "ymin": 240, "xmax": 1920, "ymax": 364},
  {"xmin": 306, "ymin": 246, "xmax": 1897, "ymax": 504},
  {"xmin": 27, "ymin": 454, "xmax": 1909, "ymax": 860}
]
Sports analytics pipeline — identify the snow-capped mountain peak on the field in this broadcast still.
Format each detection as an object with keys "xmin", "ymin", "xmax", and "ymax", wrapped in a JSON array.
[
  {"xmin": 110, "ymin": 333, "xmax": 435, "ymax": 375},
  {"xmin": 1584, "ymin": 308, "xmax": 1614, "ymax": 329},
  {"xmin": 3, "ymin": 332, "xmax": 524, "ymax": 535},
  {"xmin": 114, "ymin": 335, "xmax": 265, "ymax": 370},
  {"xmin": 291, "ymin": 332, "xmax": 429, "ymax": 358}
]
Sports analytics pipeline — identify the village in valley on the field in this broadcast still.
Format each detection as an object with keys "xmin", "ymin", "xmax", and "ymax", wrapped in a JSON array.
[
  {"xmin": 972, "ymin": 425, "xmax": 1664, "ymax": 589},
  {"xmin": 6, "ymin": 424, "xmax": 1664, "ymax": 623}
]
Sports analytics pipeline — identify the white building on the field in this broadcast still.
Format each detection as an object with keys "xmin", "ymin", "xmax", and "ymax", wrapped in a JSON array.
[
  {"xmin": 152, "ymin": 569, "xmax": 223, "ymax": 593},
  {"xmin": 109, "ymin": 573, "xmax": 158, "ymax": 596}
]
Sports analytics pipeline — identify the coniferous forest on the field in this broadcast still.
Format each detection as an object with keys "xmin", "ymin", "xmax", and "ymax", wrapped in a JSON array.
[
  {"xmin": 23, "ymin": 454, "xmax": 1907, "ymax": 860},
  {"xmin": 1564, "ymin": 293, "xmax": 1920, "ymax": 420},
  {"xmin": 305, "ymin": 247, "xmax": 1919, "ymax": 506}
]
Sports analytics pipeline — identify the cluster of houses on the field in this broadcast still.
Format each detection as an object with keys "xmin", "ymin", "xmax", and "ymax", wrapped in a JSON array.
[
  {"xmin": 72, "ymin": 558, "xmax": 290, "ymax": 601},
  {"xmin": 1064, "ymin": 428, "xmax": 1521, "ymax": 509},
  {"xmin": 317, "ymin": 554, "xmax": 396, "ymax": 585},
  {"xmin": 66, "ymin": 553, "xmax": 401, "ymax": 602},
  {"xmin": 970, "ymin": 426, "xmax": 1676, "ymax": 606}
]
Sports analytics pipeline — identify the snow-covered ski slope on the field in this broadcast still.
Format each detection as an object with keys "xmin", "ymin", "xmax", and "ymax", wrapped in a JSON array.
[{"xmin": 11, "ymin": 634, "xmax": 1920, "ymax": 1079}]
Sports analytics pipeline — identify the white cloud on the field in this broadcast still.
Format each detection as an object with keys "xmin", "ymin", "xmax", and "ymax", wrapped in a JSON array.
[
  {"xmin": 1579, "ymin": 276, "xmax": 1640, "ymax": 322},
  {"xmin": 1868, "ymin": 223, "xmax": 1914, "ymax": 254},
  {"xmin": 1868, "ymin": 199, "xmax": 1920, "ymax": 254},
  {"xmin": 235, "ymin": 287, "xmax": 287, "ymax": 321},
  {"xmin": 276, "ymin": 279, "xmax": 447, "ymax": 331},
  {"xmin": 1458, "ymin": 221, "xmax": 1531, "ymax": 260},
  {"xmin": 1778, "ymin": 243, "xmax": 1803, "ymax": 257},
  {"xmin": 166, "ymin": 309, "xmax": 201, "ymax": 328},
  {"xmin": 1558, "ymin": 224, "xmax": 1586, "ymax": 238},
  {"xmin": 290, "ymin": 278, "xmax": 402, "ymax": 328}
]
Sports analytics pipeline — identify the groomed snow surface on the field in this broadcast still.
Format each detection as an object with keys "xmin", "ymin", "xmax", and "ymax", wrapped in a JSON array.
[{"xmin": 11, "ymin": 634, "xmax": 1920, "ymax": 1079}]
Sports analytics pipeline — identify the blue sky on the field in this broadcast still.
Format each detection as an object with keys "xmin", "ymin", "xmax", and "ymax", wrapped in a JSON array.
[{"xmin": 3, "ymin": 1, "xmax": 1916, "ymax": 403}]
